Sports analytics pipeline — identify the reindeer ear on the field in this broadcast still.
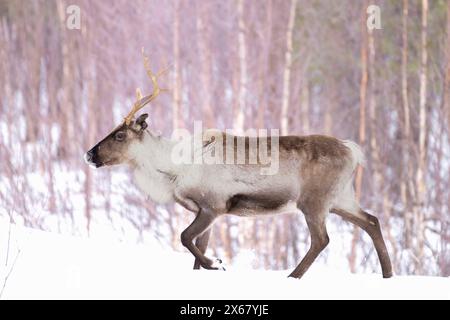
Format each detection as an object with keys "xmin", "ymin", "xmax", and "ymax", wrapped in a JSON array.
[{"xmin": 135, "ymin": 113, "xmax": 148, "ymax": 130}]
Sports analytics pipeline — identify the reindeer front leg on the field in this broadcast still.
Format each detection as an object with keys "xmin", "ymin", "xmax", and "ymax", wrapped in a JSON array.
[
  {"xmin": 193, "ymin": 229, "xmax": 211, "ymax": 269},
  {"xmin": 181, "ymin": 210, "xmax": 221, "ymax": 270}
]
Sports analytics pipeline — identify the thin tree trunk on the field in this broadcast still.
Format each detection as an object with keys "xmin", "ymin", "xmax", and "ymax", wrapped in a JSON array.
[
  {"xmin": 350, "ymin": 2, "xmax": 368, "ymax": 273},
  {"xmin": 441, "ymin": 0, "xmax": 450, "ymax": 276},
  {"xmin": 368, "ymin": 26, "xmax": 382, "ymax": 216},
  {"xmin": 414, "ymin": 0, "xmax": 428, "ymax": 274},
  {"xmin": 83, "ymin": 7, "xmax": 96, "ymax": 236},
  {"xmin": 84, "ymin": 63, "xmax": 98, "ymax": 236},
  {"xmin": 324, "ymin": 84, "xmax": 335, "ymax": 135},
  {"xmin": 445, "ymin": 1, "xmax": 450, "ymax": 133},
  {"xmin": 280, "ymin": 0, "xmax": 298, "ymax": 135},
  {"xmin": 57, "ymin": 0, "xmax": 76, "ymax": 159},
  {"xmin": 172, "ymin": 0, "xmax": 182, "ymax": 131},
  {"xmin": 301, "ymin": 70, "xmax": 310, "ymax": 134},
  {"xmin": 443, "ymin": 1, "xmax": 450, "ymax": 134},
  {"xmin": 402, "ymin": 0, "xmax": 411, "ymax": 140},
  {"xmin": 196, "ymin": 2, "xmax": 214, "ymax": 128},
  {"xmin": 257, "ymin": 0, "xmax": 273, "ymax": 130},
  {"xmin": 234, "ymin": 0, "xmax": 247, "ymax": 134},
  {"xmin": 401, "ymin": 0, "xmax": 414, "ymax": 250},
  {"xmin": 170, "ymin": 0, "xmax": 185, "ymax": 249}
]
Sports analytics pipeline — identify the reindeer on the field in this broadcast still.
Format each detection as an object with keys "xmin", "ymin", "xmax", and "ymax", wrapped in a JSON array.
[{"xmin": 85, "ymin": 53, "xmax": 393, "ymax": 279}]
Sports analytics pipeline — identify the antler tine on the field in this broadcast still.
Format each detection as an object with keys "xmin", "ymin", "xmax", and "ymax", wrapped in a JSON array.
[
  {"xmin": 136, "ymin": 87, "xmax": 143, "ymax": 100},
  {"xmin": 142, "ymin": 51, "xmax": 160, "ymax": 102},
  {"xmin": 123, "ymin": 49, "xmax": 167, "ymax": 125}
]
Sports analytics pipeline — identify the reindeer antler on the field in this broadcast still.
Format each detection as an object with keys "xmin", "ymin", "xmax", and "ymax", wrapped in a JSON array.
[{"xmin": 123, "ymin": 48, "xmax": 169, "ymax": 125}]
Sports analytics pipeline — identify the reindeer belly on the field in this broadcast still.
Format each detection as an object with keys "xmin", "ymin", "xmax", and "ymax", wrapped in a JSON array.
[
  {"xmin": 225, "ymin": 193, "xmax": 299, "ymax": 217},
  {"xmin": 183, "ymin": 162, "xmax": 301, "ymax": 215}
]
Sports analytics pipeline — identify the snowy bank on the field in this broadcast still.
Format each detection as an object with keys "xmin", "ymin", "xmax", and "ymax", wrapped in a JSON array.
[{"xmin": 0, "ymin": 219, "xmax": 449, "ymax": 300}]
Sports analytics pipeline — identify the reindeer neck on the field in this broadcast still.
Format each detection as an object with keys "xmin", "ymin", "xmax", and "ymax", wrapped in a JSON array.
[{"xmin": 130, "ymin": 131, "xmax": 179, "ymax": 176}]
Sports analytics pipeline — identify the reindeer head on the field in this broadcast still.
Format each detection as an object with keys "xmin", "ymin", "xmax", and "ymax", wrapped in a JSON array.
[{"xmin": 85, "ymin": 50, "xmax": 167, "ymax": 168}]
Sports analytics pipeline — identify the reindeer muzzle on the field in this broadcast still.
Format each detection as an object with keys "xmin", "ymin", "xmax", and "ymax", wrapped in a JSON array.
[{"xmin": 84, "ymin": 147, "xmax": 102, "ymax": 168}]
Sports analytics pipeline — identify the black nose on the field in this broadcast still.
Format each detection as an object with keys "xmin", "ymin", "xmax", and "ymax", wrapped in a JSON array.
[
  {"xmin": 86, "ymin": 149, "xmax": 94, "ymax": 161},
  {"xmin": 85, "ymin": 146, "xmax": 102, "ymax": 167},
  {"xmin": 85, "ymin": 147, "xmax": 98, "ymax": 165}
]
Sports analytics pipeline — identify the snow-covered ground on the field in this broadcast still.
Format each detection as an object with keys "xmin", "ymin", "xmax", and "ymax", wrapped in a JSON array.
[{"xmin": 0, "ymin": 218, "xmax": 449, "ymax": 300}]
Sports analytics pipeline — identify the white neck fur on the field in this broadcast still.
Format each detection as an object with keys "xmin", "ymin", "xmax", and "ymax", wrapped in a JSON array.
[{"xmin": 127, "ymin": 131, "xmax": 178, "ymax": 203}]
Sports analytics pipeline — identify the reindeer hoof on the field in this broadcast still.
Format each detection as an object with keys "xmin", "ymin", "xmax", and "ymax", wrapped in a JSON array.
[{"xmin": 211, "ymin": 258, "xmax": 226, "ymax": 271}]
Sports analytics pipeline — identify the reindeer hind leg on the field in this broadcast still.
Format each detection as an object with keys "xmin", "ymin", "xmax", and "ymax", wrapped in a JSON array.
[{"xmin": 331, "ymin": 207, "xmax": 393, "ymax": 278}]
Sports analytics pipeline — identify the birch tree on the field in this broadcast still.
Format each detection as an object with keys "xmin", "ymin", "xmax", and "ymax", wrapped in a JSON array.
[
  {"xmin": 414, "ymin": 0, "xmax": 428, "ymax": 273},
  {"xmin": 280, "ymin": 0, "xmax": 298, "ymax": 135},
  {"xmin": 234, "ymin": 0, "xmax": 247, "ymax": 134},
  {"xmin": 350, "ymin": 2, "xmax": 368, "ymax": 273},
  {"xmin": 401, "ymin": 0, "xmax": 414, "ymax": 250}
]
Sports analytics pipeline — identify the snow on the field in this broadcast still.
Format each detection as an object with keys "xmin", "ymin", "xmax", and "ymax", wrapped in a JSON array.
[{"xmin": 1, "ymin": 218, "xmax": 449, "ymax": 300}]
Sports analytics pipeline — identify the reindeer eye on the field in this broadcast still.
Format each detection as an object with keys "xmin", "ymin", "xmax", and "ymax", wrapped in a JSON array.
[{"xmin": 115, "ymin": 131, "xmax": 126, "ymax": 141}]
